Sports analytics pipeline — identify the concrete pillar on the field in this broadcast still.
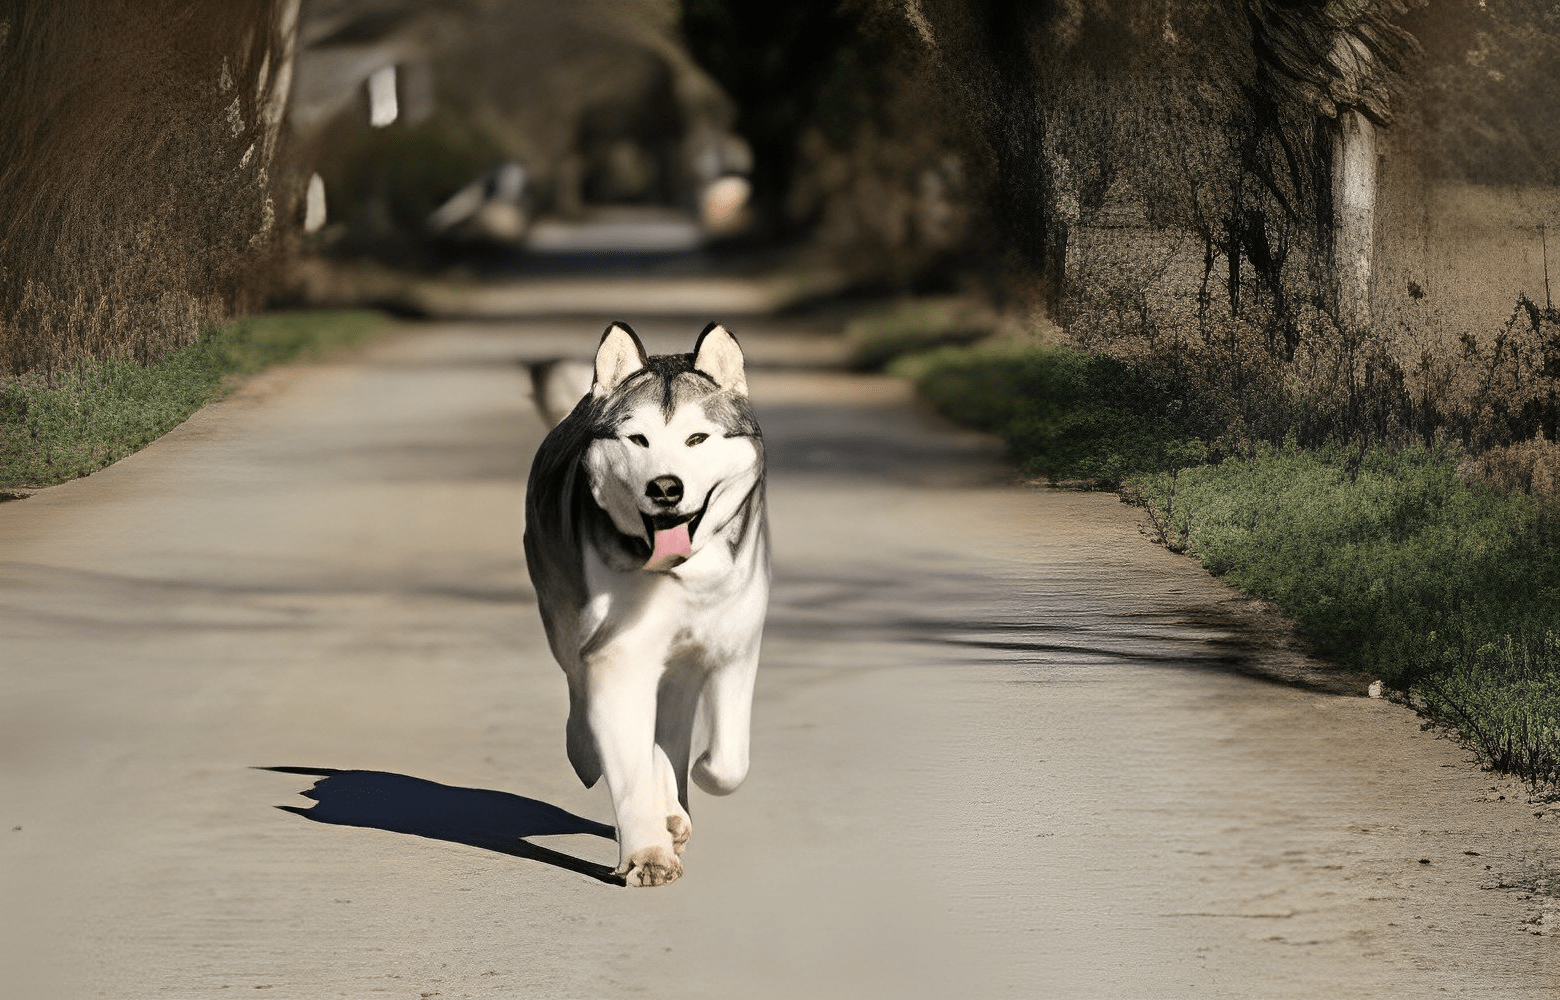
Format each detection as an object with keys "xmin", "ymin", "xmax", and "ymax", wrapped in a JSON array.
[
  {"xmin": 367, "ymin": 65, "xmax": 398, "ymax": 128},
  {"xmin": 303, "ymin": 173, "xmax": 327, "ymax": 232}
]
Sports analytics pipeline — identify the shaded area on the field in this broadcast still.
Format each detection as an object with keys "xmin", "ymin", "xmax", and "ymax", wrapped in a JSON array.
[
  {"xmin": 264, "ymin": 767, "xmax": 621, "ymax": 885},
  {"xmin": 0, "ymin": 562, "xmax": 532, "ymax": 640},
  {"xmin": 767, "ymin": 570, "xmax": 1360, "ymax": 693}
]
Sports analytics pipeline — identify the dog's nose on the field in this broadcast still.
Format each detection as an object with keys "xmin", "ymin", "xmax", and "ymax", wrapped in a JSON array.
[{"xmin": 645, "ymin": 475, "xmax": 683, "ymax": 507}]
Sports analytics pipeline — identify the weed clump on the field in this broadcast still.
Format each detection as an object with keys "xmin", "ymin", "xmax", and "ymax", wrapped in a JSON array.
[{"xmin": 0, "ymin": 310, "xmax": 387, "ymax": 488}]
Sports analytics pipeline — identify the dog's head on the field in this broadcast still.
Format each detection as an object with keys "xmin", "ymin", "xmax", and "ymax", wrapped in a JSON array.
[{"xmin": 581, "ymin": 322, "xmax": 763, "ymax": 572}]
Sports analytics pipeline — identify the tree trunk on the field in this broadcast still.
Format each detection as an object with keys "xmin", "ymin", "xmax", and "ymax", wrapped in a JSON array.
[
  {"xmin": 256, "ymin": 0, "xmax": 302, "ymax": 236},
  {"xmin": 1227, "ymin": 227, "xmax": 1241, "ymax": 316},
  {"xmin": 1331, "ymin": 108, "xmax": 1376, "ymax": 330},
  {"xmin": 1044, "ymin": 222, "xmax": 1069, "ymax": 325}
]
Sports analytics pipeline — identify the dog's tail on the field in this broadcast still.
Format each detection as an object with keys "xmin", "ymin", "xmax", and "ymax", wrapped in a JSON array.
[{"xmin": 528, "ymin": 359, "xmax": 595, "ymax": 428}]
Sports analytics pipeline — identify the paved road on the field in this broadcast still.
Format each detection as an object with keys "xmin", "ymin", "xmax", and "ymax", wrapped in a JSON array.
[{"xmin": 2, "ymin": 315, "xmax": 1557, "ymax": 999}]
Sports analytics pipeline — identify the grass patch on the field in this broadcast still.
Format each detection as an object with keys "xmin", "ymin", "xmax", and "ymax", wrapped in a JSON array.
[
  {"xmin": 843, "ymin": 297, "xmax": 997, "ymax": 371},
  {"xmin": 891, "ymin": 343, "xmax": 1213, "ymax": 485},
  {"xmin": 902, "ymin": 339, "xmax": 1560, "ymax": 790},
  {"xmin": 1124, "ymin": 445, "xmax": 1560, "ymax": 789},
  {"xmin": 0, "ymin": 309, "xmax": 390, "ymax": 487}
]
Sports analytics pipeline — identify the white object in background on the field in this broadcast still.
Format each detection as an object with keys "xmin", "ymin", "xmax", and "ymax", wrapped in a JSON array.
[
  {"xmin": 427, "ymin": 162, "xmax": 527, "ymax": 239},
  {"xmin": 700, "ymin": 175, "xmax": 751, "ymax": 234},
  {"xmin": 303, "ymin": 173, "xmax": 327, "ymax": 233},
  {"xmin": 1367, "ymin": 679, "xmax": 1385, "ymax": 699},
  {"xmin": 367, "ymin": 65, "xmax": 398, "ymax": 128},
  {"xmin": 492, "ymin": 162, "xmax": 525, "ymax": 203},
  {"xmin": 427, "ymin": 183, "xmax": 485, "ymax": 234}
]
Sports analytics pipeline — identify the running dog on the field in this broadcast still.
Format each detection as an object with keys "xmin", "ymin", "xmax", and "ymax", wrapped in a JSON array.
[{"xmin": 524, "ymin": 322, "xmax": 769, "ymax": 886}]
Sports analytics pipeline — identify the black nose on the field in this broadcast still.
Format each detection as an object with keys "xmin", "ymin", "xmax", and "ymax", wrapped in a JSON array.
[{"xmin": 645, "ymin": 475, "xmax": 683, "ymax": 507}]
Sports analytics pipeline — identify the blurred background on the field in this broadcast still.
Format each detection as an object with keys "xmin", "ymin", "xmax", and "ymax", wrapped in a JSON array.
[{"xmin": 2, "ymin": 0, "xmax": 1558, "ymax": 471}]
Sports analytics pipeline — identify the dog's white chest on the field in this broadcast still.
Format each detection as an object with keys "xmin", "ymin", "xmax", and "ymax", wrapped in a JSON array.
[{"xmin": 579, "ymin": 541, "xmax": 767, "ymax": 666}]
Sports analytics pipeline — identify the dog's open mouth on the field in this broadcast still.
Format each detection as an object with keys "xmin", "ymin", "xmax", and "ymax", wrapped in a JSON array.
[{"xmin": 639, "ymin": 500, "xmax": 708, "ymax": 572}]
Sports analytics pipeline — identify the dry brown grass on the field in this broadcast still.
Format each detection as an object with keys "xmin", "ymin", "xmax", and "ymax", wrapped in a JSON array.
[
  {"xmin": 1458, "ymin": 432, "xmax": 1560, "ymax": 499},
  {"xmin": 0, "ymin": 1, "xmax": 296, "ymax": 375},
  {"xmin": 1063, "ymin": 180, "xmax": 1560, "ymax": 486},
  {"xmin": 1376, "ymin": 180, "xmax": 1560, "ymax": 334}
]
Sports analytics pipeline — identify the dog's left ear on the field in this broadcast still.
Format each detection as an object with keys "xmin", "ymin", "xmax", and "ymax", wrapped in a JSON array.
[{"xmin": 693, "ymin": 322, "xmax": 748, "ymax": 396}]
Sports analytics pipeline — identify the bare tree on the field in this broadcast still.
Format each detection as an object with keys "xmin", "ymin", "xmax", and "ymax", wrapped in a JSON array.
[{"xmin": 893, "ymin": 0, "xmax": 1420, "ymax": 333}]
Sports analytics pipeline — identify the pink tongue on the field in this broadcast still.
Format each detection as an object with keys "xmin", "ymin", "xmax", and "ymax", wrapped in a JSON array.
[{"xmin": 645, "ymin": 522, "xmax": 692, "ymax": 570}]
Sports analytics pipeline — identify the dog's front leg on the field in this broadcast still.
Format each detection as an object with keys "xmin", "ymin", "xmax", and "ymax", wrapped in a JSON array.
[
  {"xmin": 654, "ymin": 665, "xmax": 704, "ymax": 856},
  {"xmin": 585, "ymin": 647, "xmax": 683, "ymax": 886}
]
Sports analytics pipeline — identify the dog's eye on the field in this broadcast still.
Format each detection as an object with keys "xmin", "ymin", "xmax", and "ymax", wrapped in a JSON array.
[
  {"xmin": 627, "ymin": 434, "xmax": 649, "ymax": 447},
  {"xmin": 685, "ymin": 433, "xmax": 708, "ymax": 447}
]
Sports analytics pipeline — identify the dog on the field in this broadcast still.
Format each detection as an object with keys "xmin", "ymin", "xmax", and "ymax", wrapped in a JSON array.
[{"xmin": 524, "ymin": 321, "xmax": 769, "ymax": 887}]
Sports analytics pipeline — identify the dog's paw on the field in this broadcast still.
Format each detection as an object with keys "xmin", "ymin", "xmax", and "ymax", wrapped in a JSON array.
[
  {"xmin": 667, "ymin": 814, "xmax": 691, "ymax": 856},
  {"xmin": 617, "ymin": 846, "xmax": 683, "ymax": 887}
]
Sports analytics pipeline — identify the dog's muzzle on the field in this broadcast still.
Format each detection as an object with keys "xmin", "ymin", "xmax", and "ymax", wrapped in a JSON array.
[{"xmin": 638, "ymin": 488, "xmax": 710, "ymax": 572}]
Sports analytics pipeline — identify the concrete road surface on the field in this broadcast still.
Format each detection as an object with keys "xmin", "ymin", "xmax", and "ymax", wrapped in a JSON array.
[{"xmin": 2, "ymin": 315, "xmax": 1557, "ymax": 999}]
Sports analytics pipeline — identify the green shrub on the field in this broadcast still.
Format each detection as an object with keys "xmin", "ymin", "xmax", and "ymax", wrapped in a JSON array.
[
  {"xmin": 843, "ymin": 298, "xmax": 997, "ymax": 371},
  {"xmin": 0, "ymin": 310, "xmax": 387, "ymax": 488},
  {"xmin": 1413, "ymin": 633, "xmax": 1560, "ymax": 787},
  {"xmin": 1125, "ymin": 444, "xmax": 1560, "ymax": 788},
  {"xmin": 893, "ymin": 343, "xmax": 1212, "ymax": 485},
  {"xmin": 317, "ymin": 114, "xmax": 509, "ymax": 255}
]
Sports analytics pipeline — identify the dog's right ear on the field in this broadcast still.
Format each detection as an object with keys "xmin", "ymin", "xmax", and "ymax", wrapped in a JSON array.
[{"xmin": 592, "ymin": 322, "xmax": 647, "ymax": 398}]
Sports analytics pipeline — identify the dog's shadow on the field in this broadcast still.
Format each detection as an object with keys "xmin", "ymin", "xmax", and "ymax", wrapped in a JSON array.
[{"xmin": 263, "ymin": 766, "xmax": 622, "ymax": 885}]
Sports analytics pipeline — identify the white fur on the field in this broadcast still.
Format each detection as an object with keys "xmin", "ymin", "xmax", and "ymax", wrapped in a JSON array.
[
  {"xmin": 584, "ymin": 403, "xmax": 760, "ymax": 548},
  {"xmin": 593, "ymin": 322, "xmax": 646, "ymax": 397},
  {"xmin": 525, "ymin": 323, "xmax": 768, "ymax": 887}
]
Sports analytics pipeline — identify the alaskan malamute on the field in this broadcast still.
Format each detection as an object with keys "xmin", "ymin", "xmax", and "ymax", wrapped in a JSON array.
[{"xmin": 524, "ymin": 322, "xmax": 769, "ymax": 886}]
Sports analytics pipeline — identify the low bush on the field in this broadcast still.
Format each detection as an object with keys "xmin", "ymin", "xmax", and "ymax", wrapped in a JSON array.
[
  {"xmin": 314, "ymin": 114, "xmax": 510, "ymax": 260},
  {"xmin": 0, "ymin": 310, "xmax": 388, "ymax": 488},
  {"xmin": 843, "ymin": 297, "xmax": 997, "ymax": 371},
  {"xmin": 891, "ymin": 343, "xmax": 1217, "ymax": 485},
  {"xmin": 1125, "ymin": 444, "xmax": 1560, "ymax": 789}
]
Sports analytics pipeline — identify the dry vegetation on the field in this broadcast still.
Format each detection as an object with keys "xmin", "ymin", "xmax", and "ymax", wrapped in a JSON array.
[
  {"xmin": 1061, "ymin": 177, "xmax": 1560, "ymax": 493},
  {"xmin": 0, "ymin": 1, "xmax": 296, "ymax": 375}
]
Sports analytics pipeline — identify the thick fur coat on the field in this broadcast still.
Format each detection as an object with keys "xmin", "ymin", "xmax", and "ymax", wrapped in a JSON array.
[{"xmin": 524, "ymin": 322, "xmax": 769, "ymax": 886}]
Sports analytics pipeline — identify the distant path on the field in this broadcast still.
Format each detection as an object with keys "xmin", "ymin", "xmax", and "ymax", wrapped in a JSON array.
[{"xmin": 2, "ymin": 314, "xmax": 1556, "ymax": 999}]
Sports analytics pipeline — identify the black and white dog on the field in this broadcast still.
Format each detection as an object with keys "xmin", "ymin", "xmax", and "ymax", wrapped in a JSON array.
[{"xmin": 524, "ymin": 322, "xmax": 768, "ymax": 886}]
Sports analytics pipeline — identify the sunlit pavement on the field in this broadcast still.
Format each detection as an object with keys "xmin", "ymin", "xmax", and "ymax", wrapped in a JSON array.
[{"xmin": 2, "ymin": 312, "xmax": 1557, "ymax": 999}]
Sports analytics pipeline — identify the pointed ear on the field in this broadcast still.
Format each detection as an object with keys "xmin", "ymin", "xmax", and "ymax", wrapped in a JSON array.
[
  {"xmin": 592, "ymin": 322, "xmax": 646, "ymax": 397},
  {"xmin": 693, "ymin": 322, "xmax": 747, "ymax": 396}
]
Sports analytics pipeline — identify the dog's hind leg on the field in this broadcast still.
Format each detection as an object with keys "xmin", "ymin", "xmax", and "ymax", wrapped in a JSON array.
[{"xmin": 691, "ymin": 648, "xmax": 758, "ymax": 796}]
